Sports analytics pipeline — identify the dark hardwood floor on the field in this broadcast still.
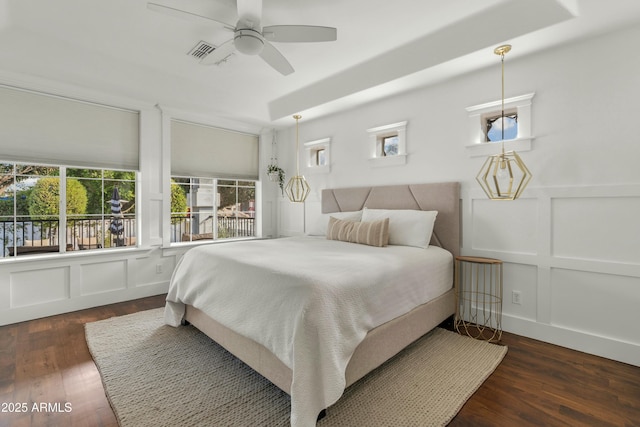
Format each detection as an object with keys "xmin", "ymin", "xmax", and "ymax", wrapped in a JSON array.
[{"xmin": 1, "ymin": 295, "xmax": 639, "ymax": 427}]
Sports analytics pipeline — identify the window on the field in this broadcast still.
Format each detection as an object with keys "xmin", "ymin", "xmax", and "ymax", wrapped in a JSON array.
[
  {"xmin": 168, "ymin": 119, "xmax": 259, "ymax": 245},
  {"xmin": 304, "ymin": 137, "xmax": 331, "ymax": 174},
  {"xmin": 465, "ymin": 93, "xmax": 534, "ymax": 157},
  {"xmin": 171, "ymin": 177, "xmax": 256, "ymax": 243},
  {"xmin": 0, "ymin": 162, "xmax": 137, "ymax": 258},
  {"xmin": 382, "ymin": 135, "xmax": 399, "ymax": 156},
  {"xmin": 67, "ymin": 168, "xmax": 136, "ymax": 250},
  {"xmin": 218, "ymin": 180, "xmax": 256, "ymax": 239},
  {"xmin": 485, "ymin": 111, "xmax": 518, "ymax": 142},
  {"xmin": 366, "ymin": 121, "xmax": 407, "ymax": 167}
]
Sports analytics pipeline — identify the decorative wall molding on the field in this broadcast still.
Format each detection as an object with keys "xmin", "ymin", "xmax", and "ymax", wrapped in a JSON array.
[
  {"xmin": 0, "ymin": 250, "xmax": 171, "ymax": 325},
  {"xmin": 462, "ymin": 183, "xmax": 640, "ymax": 366}
]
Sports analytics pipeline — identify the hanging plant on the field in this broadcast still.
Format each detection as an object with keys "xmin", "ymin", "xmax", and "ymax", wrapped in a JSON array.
[{"xmin": 267, "ymin": 164, "xmax": 285, "ymax": 196}]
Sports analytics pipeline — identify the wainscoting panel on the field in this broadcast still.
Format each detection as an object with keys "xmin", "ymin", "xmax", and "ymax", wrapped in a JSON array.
[
  {"xmin": 551, "ymin": 196, "xmax": 640, "ymax": 264},
  {"xmin": 10, "ymin": 266, "xmax": 70, "ymax": 308},
  {"xmin": 471, "ymin": 197, "xmax": 538, "ymax": 254},
  {"xmin": 465, "ymin": 184, "xmax": 640, "ymax": 366},
  {"xmin": 81, "ymin": 260, "xmax": 127, "ymax": 295},
  {"xmin": 550, "ymin": 267, "xmax": 638, "ymax": 345},
  {"xmin": 502, "ymin": 262, "xmax": 538, "ymax": 321},
  {"xmin": 132, "ymin": 253, "xmax": 174, "ymax": 285}
]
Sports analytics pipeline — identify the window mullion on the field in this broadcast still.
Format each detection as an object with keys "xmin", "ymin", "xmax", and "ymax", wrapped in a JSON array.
[
  {"xmin": 213, "ymin": 179, "xmax": 218, "ymax": 241},
  {"xmin": 59, "ymin": 166, "xmax": 67, "ymax": 253},
  {"xmin": 12, "ymin": 164, "xmax": 17, "ymax": 256}
]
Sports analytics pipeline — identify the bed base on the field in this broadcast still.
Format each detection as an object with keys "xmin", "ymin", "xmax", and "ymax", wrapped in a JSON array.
[{"xmin": 184, "ymin": 288, "xmax": 455, "ymax": 395}]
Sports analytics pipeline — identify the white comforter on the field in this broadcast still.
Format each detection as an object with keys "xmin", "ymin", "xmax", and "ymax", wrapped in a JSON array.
[{"xmin": 165, "ymin": 236, "xmax": 452, "ymax": 427}]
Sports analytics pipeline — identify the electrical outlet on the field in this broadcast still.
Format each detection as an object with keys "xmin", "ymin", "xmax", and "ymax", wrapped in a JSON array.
[
  {"xmin": 512, "ymin": 290, "xmax": 522, "ymax": 305},
  {"xmin": 156, "ymin": 264, "xmax": 163, "ymax": 274}
]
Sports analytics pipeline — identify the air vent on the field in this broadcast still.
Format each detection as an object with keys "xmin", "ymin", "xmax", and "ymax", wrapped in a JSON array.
[{"xmin": 187, "ymin": 41, "xmax": 215, "ymax": 59}]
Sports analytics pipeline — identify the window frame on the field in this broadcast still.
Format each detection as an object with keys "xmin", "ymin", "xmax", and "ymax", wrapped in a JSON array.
[
  {"xmin": 366, "ymin": 121, "xmax": 407, "ymax": 167},
  {"xmin": 382, "ymin": 135, "xmax": 400, "ymax": 156},
  {"xmin": 169, "ymin": 175, "xmax": 258, "ymax": 246},
  {"xmin": 0, "ymin": 160, "xmax": 138, "ymax": 259},
  {"xmin": 465, "ymin": 93, "xmax": 535, "ymax": 157},
  {"xmin": 485, "ymin": 110, "xmax": 518, "ymax": 142},
  {"xmin": 304, "ymin": 137, "xmax": 331, "ymax": 174}
]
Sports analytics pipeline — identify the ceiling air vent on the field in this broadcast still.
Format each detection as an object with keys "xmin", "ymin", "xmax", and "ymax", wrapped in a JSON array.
[{"xmin": 187, "ymin": 41, "xmax": 215, "ymax": 59}]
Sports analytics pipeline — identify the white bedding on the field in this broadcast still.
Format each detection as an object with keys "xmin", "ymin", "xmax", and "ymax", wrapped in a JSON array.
[{"xmin": 165, "ymin": 236, "xmax": 453, "ymax": 427}]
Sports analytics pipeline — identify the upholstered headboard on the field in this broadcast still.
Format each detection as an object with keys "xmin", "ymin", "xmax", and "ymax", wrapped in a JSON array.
[{"xmin": 321, "ymin": 182, "xmax": 460, "ymax": 257}]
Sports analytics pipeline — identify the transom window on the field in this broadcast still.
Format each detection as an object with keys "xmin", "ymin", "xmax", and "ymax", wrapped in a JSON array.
[
  {"xmin": 485, "ymin": 112, "xmax": 518, "ymax": 142},
  {"xmin": 366, "ymin": 121, "xmax": 407, "ymax": 167},
  {"xmin": 304, "ymin": 137, "xmax": 331, "ymax": 173},
  {"xmin": 465, "ymin": 93, "xmax": 535, "ymax": 157},
  {"xmin": 315, "ymin": 148, "xmax": 326, "ymax": 166},
  {"xmin": 171, "ymin": 177, "xmax": 256, "ymax": 243},
  {"xmin": 382, "ymin": 135, "xmax": 399, "ymax": 156},
  {"xmin": 0, "ymin": 162, "xmax": 137, "ymax": 258}
]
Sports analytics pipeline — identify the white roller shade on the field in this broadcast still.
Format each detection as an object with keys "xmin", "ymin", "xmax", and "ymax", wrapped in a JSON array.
[
  {"xmin": 0, "ymin": 85, "xmax": 139, "ymax": 170},
  {"xmin": 171, "ymin": 120, "xmax": 259, "ymax": 179}
]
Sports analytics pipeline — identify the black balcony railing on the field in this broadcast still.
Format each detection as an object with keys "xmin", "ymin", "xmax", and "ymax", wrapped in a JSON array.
[
  {"xmin": 0, "ymin": 217, "xmax": 136, "ymax": 258},
  {"xmin": 171, "ymin": 215, "xmax": 255, "ymax": 242},
  {"xmin": 1, "ymin": 215, "xmax": 255, "ymax": 257}
]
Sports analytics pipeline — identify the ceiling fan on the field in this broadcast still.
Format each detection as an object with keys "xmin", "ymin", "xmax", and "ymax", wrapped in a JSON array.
[{"xmin": 147, "ymin": 0, "xmax": 337, "ymax": 75}]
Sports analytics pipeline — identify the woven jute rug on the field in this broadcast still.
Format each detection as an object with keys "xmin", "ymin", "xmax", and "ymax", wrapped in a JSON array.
[{"xmin": 85, "ymin": 308, "xmax": 507, "ymax": 427}]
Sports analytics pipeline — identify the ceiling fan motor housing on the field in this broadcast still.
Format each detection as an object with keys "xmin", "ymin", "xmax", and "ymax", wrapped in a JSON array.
[
  {"xmin": 234, "ymin": 29, "xmax": 264, "ymax": 55},
  {"xmin": 147, "ymin": 0, "xmax": 337, "ymax": 74}
]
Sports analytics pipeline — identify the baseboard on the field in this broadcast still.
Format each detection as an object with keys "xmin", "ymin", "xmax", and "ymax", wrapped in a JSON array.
[{"xmin": 503, "ymin": 314, "xmax": 640, "ymax": 367}]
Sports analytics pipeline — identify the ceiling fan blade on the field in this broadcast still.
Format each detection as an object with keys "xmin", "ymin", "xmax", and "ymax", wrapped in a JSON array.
[
  {"xmin": 263, "ymin": 25, "xmax": 337, "ymax": 43},
  {"xmin": 200, "ymin": 39, "xmax": 236, "ymax": 65},
  {"xmin": 237, "ymin": 0, "xmax": 262, "ymax": 26},
  {"xmin": 147, "ymin": 2, "xmax": 235, "ymax": 31},
  {"xmin": 259, "ymin": 41, "xmax": 294, "ymax": 76}
]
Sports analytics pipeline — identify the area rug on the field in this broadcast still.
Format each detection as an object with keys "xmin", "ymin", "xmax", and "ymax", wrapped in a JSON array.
[{"xmin": 85, "ymin": 308, "xmax": 507, "ymax": 427}]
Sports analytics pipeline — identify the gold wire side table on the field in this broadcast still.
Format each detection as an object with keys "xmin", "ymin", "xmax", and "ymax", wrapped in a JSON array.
[{"xmin": 454, "ymin": 256, "xmax": 503, "ymax": 343}]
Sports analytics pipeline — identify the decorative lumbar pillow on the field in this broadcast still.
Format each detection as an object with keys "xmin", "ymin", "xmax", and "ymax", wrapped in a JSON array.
[
  {"xmin": 326, "ymin": 216, "xmax": 389, "ymax": 247},
  {"xmin": 361, "ymin": 208, "xmax": 438, "ymax": 248},
  {"xmin": 306, "ymin": 210, "xmax": 363, "ymax": 236}
]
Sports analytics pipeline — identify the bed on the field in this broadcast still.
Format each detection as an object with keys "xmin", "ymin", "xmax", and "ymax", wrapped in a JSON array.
[{"xmin": 164, "ymin": 182, "xmax": 460, "ymax": 426}]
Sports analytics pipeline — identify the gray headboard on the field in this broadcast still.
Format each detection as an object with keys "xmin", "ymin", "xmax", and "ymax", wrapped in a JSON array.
[{"xmin": 321, "ymin": 182, "xmax": 460, "ymax": 257}]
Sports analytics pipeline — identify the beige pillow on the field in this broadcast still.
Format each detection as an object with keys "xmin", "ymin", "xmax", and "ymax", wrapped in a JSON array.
[
  {"xmin": 361, "ymin": 208, "xmax": 438, "ymax": 248},
  {"xmin": 326, "ymin": 217, "xmax": 390, "ymax": 247}
]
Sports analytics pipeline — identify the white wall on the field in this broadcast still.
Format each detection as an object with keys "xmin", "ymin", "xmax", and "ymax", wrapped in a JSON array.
[{"xmin": 278, "ymin": 24, "xmax": 640, "ymax": 366}]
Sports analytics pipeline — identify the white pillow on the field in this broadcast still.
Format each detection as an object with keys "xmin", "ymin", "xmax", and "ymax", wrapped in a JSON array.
[
  {"xmin": 306, "ymin": 210, "xmax": 363, "ymax": 236},
  {"xmin": 361, "ymin": 208, "xmax": 438, "ymax": 248}
]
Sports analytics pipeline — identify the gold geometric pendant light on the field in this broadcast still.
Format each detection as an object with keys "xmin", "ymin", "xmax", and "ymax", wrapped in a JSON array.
[
  {"xmin": 476, "ymin": 45, "xmax": 532, "ymax": 200},
  {"xmin": 285, "ymin": 115, "xmax": 310, "ymax": 203}
]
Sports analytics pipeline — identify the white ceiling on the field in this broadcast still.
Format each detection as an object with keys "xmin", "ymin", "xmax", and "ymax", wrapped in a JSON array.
[{"xmin": 1, "ymin": 0, "xmax": 640, "ymax": 131}]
